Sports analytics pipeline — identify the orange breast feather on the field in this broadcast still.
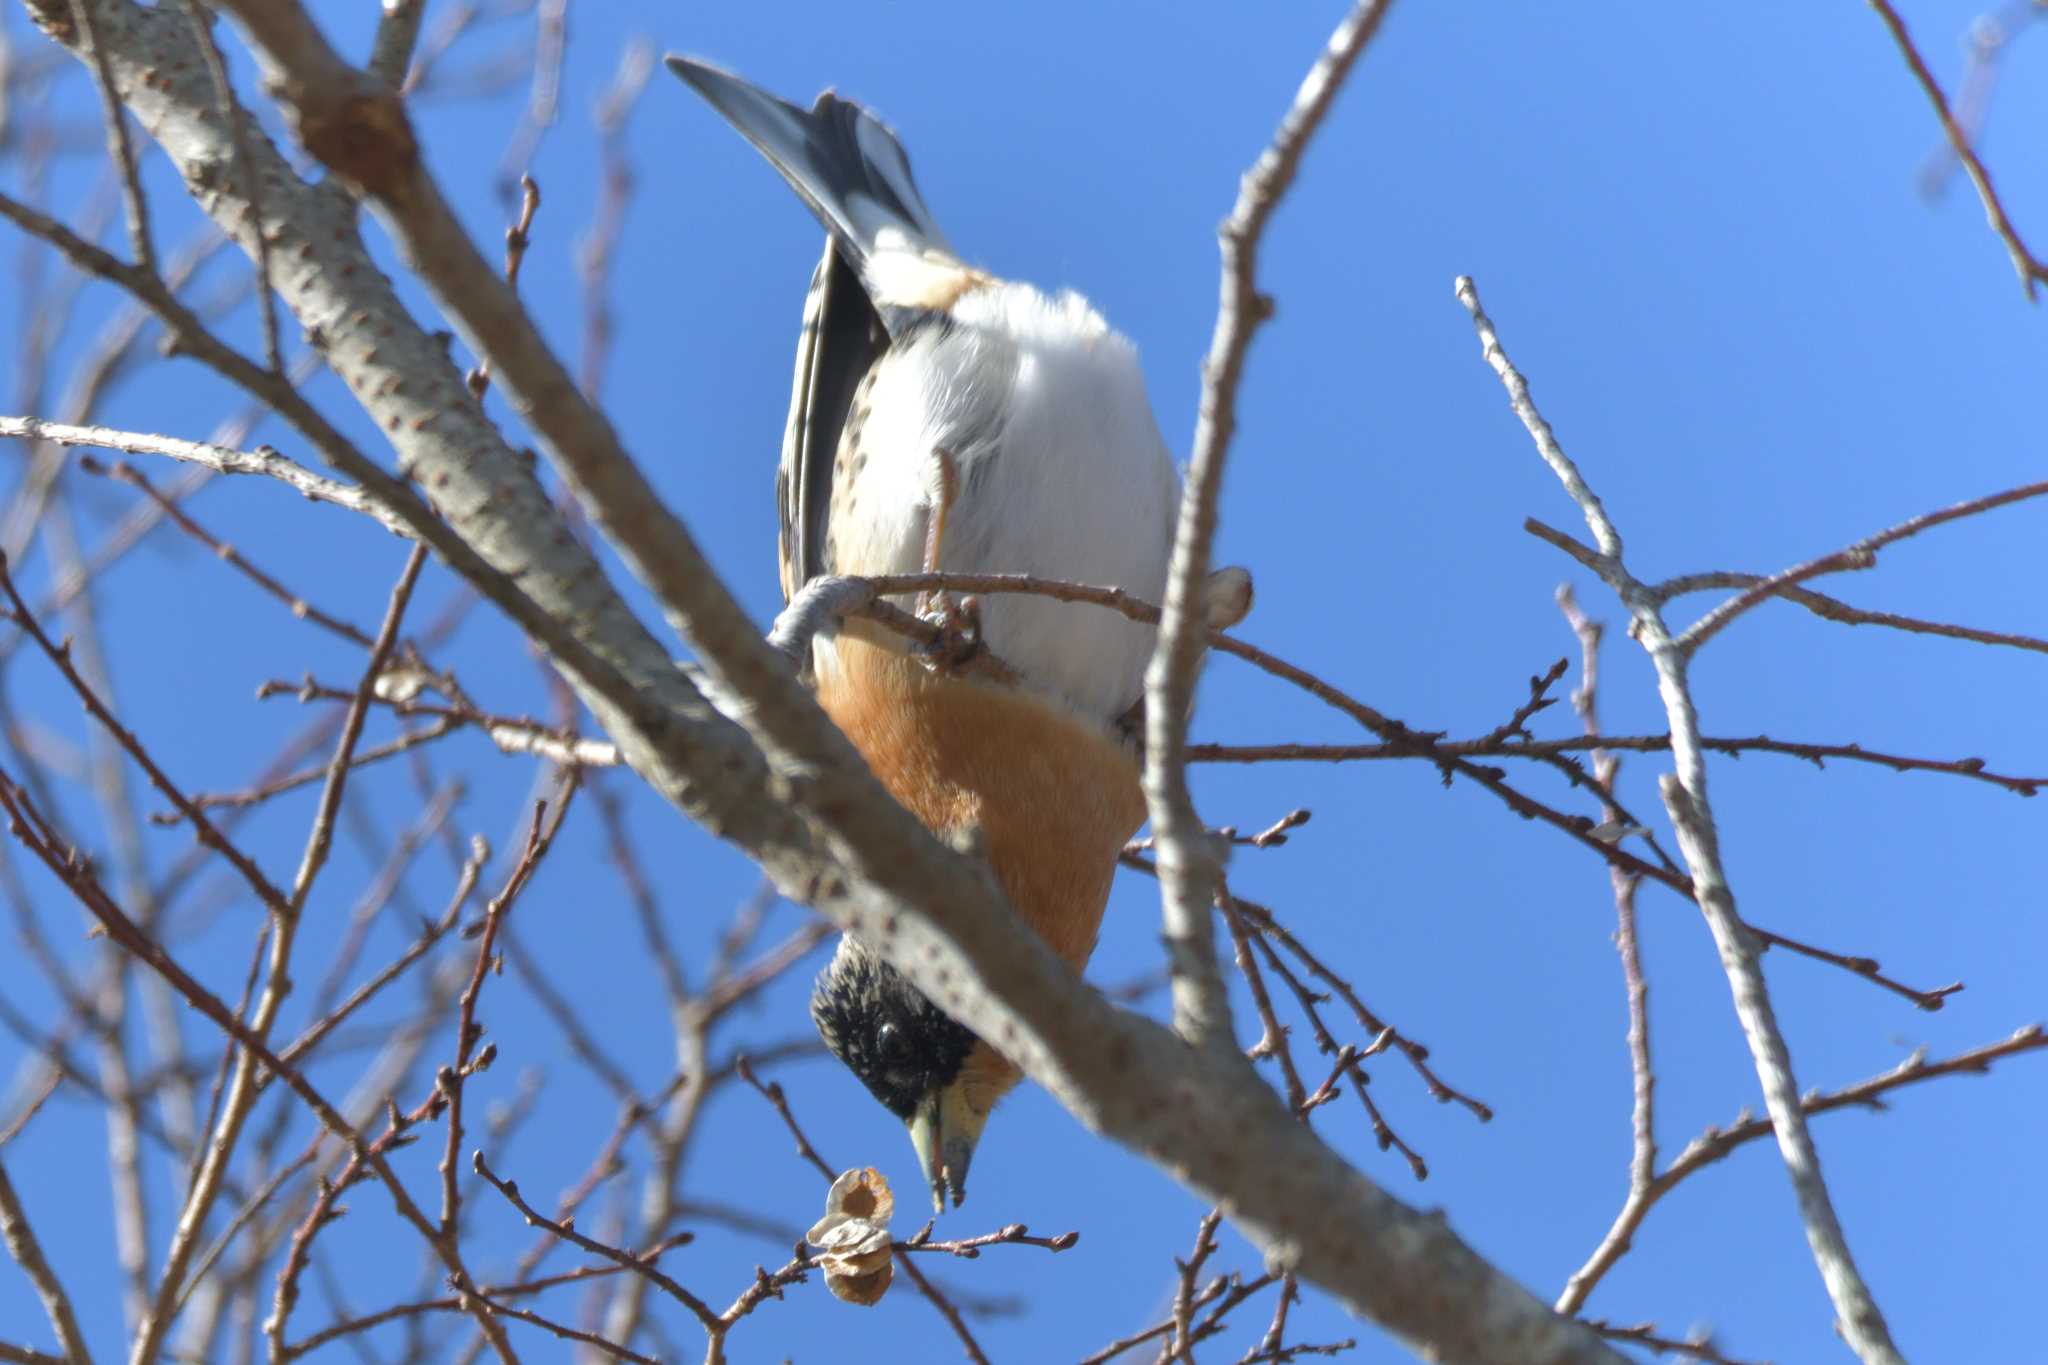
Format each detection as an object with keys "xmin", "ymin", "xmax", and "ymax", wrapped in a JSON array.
[{"xmin": 815, "ymin": 634, "xmax": 1147, "ymax": 971}]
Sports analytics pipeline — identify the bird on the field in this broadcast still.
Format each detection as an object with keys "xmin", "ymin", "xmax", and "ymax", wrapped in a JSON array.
[{"xmin": 668, "ymin": 56, "xmax": 1214, "ymax": 1211}]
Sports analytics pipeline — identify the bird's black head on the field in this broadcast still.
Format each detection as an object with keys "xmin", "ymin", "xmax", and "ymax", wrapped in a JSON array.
[
  {"xmin": 810, "ymin": 941, "xmax": 976, "ymax": 1119},
  {"xmin": 811, "ymin": 937, "xmax": 994, "ymax": 1210}
]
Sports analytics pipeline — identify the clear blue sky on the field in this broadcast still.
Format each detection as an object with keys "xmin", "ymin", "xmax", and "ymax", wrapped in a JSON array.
[{"xmin": 1, "ymin": 2, "xmax": 2042, "ymax": 1361}]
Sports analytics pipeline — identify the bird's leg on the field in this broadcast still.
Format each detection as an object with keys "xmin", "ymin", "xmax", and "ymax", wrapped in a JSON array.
[
  {"xmin": 913, "ymin": 448, "xmax": 982, "ymax": 670},
  {"xmin": 915, "ymin": 447, "xmax": 957, "ymax": 616}
]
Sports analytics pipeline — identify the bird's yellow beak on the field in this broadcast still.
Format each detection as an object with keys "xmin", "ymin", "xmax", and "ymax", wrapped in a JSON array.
[{"xmin": 906, "ymin": 1082, "xmax": 987, "ymax": 1211}]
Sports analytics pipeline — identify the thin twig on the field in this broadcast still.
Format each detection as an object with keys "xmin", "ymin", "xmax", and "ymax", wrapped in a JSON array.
[
  {"xmin": 289, "ymin": 544, "xmax": 428, "ymax": 910},
  {"xmin": 0, "ymin": 770, "xmax": 517, "ymax": 1364},
  {"xmin": 147, "ymin": 544, "xmax": 427, "ymax": 1363},
  {"xmin": 897, "ymin": 1223, "xmax": 1080, "ymax": 1258},
  {"xmin": 1189, "ymin": 732, "xmax": 2046, "ymax": 799},
  {"xmin": 0, "ymin": 415, "xmax": 413, "ymax": 537},
  {"xmin": 1554, "ymin": 586, "xmax": 1655, "ymax": 1317},
  {"xmin": 1126, "ymin": 857, "xmax": 1491, "ymax": 1123},
  {"xmin": 1655, "ymin": 568, "xmax": 2048, "ymax": 657},
  {"xmin": 180, "ymin": 0, "xmax": 281, "ymax": 372},
  {"xmin": 1168, "ymin": 1211, "xmax": 1225, "ymax": 1363},
  {"xmin": 464, "ymin": 1284, "xmax": 656, "ymax": 1364},
  {"xmin": 92, "ymin": 457, "xmax": 374, "ymax": 645},
  {"xmin": 290, "ymin": 1235, "xmax": 691, "ymax": 1356},
  {"xmin": 576, "ymin": 39, "xmax": 652, "ymax": 400},
  {"xmin": 0, "ymin": 1343, "xmax": 71, "ymax": 1365},
  {"xmin": 732, "ymin": 1055, "xmax": 834, "ymax": 1184},
  {"xmin": 1219, "ymin": 887, "xmax": 1308, "ymax": 1112},
  {"xmin": 1868, "ymin": 0, "xmax": 2048, "ymax": 298},
  {"xmin": 1583, "ymin": 1319, "xmax": 1760, "ymax": 1365},
  {"xmin": 0, "ymin": 1157, "xmax": 97, "ymax": 1365},
  {"xmin": 471, "ymin": 1152, "xmax": 719, "ymax": 1329},
  {"xmin": 0, "ymin": 552, "xmax": 293, "ymax": 914},
  {"xmin": 1663, "ymin": 1024, "xmax": 2046, "ymax": 1187},
  {"xmin": 439, "ymin": 796, "xmax": 558, "ymax": 1242},
  {"xmin": 894, "ymin": 1254, "xmax": 992, "ymax": 1363},
  {"xmin": 163, "ymin": 719, "xmax": 464, "ymax": 822},
  {"xmin": 273, "ymin": 834, "xmax": 485, "ymax": 1071},
  {"xmin": 1678, "ymin": 478, "xmax": 2048, "ymax": 657},
  {"xmin": 68, "ymin": 0, "xmax": 157, "ymax": 277},
  {"xmin": 467, "ymin": 174, "xmax": 539, "ymax": 399},
  {"xmin": 0, "ymin": 1069, "xmax": 59, "ymax": 1147}
]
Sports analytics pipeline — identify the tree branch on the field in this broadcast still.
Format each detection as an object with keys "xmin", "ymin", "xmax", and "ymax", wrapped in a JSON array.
[
  {"xmin": 1458, "ymin": 274, "xmax": 1906, "ymax": 1365},
  {"xmin": 0, "ymin": 1156, "xmax": 96, "ymax": 1365},
  {"xmin": 1868, "ymin": 0, "xmax": 2048, "ymax": 298},
  {"xmin": 1138, "ymin": 0, "xmax": 1397, "ymax": 1055}
]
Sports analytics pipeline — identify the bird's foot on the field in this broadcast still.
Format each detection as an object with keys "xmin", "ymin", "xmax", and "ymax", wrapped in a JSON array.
[
  {"xmin": 1202, "ymin": 565, "xmax": 1255, "ymax": 630},
  {"xmin": 911, "ymin": 591, "xmax": 983, "ymax": 673},
  {"xmin": 767, "ymin": 575, "xmax": 876, "ymax": 664}
]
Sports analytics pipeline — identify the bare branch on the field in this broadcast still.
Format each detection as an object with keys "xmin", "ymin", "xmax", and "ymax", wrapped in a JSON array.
[
  {"xmin": 142, "ymin": 543, "xmax": 426, "ymax": 1363},
  {"xmin": 1553, "ymin": 587, "xmax": 1654, "ymax": 1318},
  {"xmin": 464, "ymin": 1285, "xmax": 656, "ymax": 1364},
  {"xmin": 1191, "ymin": 732, "xmax": 2046, "ymax": 799},
  {"xmin": 1661, "ymin": 1025, "xmax": 2046, "ymax": 1187},
  {"xmin": 0, "ymin": 767, "xmax": 517, "ymax": 1364},
  {"xmin": 0, "ymin": 1156, "xmax": 97, "ymax": 1365},
  {"xmin": 1562, "ymin": 1026, "xmax": 2046, "ymax": 1316},
  {"xmin": 1655, "ymin": 569, "xmax": 2048, "ymax": 657},
  {"xmin": 68, "ymin": 0, "xmax": 156, "ymax": 276},
  {"xmin": 1140, "ymin": 0, "xmax": 1397, "ymax": 1054},
  {"xmin": 94, "ymin": 457, "xmax": 375, "ymax": 646},
  {"xmin": 1586, "ymin": 1320, "xmax": 1761, "ymax": 1365},
  {"xmin": 471, "ymin": 1152, "xmax": 719, "ymax": 1330},
  {"xmin": 732, "ymin": 1055, "xmax": 835, "ymax": 1185},
  {"xmin": 1868, "ymin": 0, "xmax": 2048, "ymax": 298},
  {"xmin": 1678, "ymin": 477, "xmax": 2048, "ymax": 657},
  {"xmin": 1458, "ymin": 273, "xmax": 1905, "ymax": 1365},
  {"xmin": 0, "ymin": 415, "xmax": 413, "ymax": 538},
  {"xmin": 0, "ymin": 554, "xmax": 293, "ymax": 916},
  {"xmin": 177, "ymin": 0, "xmax": 280, "ymax": 372}
]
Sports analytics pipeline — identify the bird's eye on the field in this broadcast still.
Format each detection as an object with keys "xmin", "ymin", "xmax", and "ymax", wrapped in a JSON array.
[{"xmin": 876, "ymin": 1022, "xmax": 900, "ymax": 1059}]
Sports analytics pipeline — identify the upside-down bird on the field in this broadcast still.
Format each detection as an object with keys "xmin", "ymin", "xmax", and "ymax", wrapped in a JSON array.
[{"xmin": 669, "ymin": 58, "xmax": 1240, "ymax": 1210}]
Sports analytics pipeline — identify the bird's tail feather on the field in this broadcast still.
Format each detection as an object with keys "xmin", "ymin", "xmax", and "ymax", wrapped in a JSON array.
[{"xmin": 666, "ymin": 56, "xmax": 954, "ymax": 275}]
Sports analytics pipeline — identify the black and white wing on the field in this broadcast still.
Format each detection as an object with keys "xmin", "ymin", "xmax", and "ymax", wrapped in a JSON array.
[
  {"xmin": 669, "ymin": 56, "xmax": 974, "ymax": 604},
  {"xmin": 776, "ymin": 237, "xmax": 888, "ymax": 601}
]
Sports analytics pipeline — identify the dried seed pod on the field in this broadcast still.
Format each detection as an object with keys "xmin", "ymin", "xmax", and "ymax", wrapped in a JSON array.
[
  {"xmin": 808, "ymin": 1168, "xmax": 896, "ymax": 1306},
  {"xmin": 811, "ymin": 1219, "xmax": 891, "ymax": 1258},
  {"xmin": 823, "ymin": 1258, "xmax": 893, "ymax": 1306},
  {"xmin": 820, "ymin": 1243, "xmax": 894, "ymax": 1278},
  {"xmin": 828, "ymin": 1167, "xmax": 894, "ymax": 1225}
]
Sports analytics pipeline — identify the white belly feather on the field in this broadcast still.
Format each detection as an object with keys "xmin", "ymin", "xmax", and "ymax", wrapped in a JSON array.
[{"xmin": 818, "ymin": 280, "xmax": 1180, "ymax": 724}]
